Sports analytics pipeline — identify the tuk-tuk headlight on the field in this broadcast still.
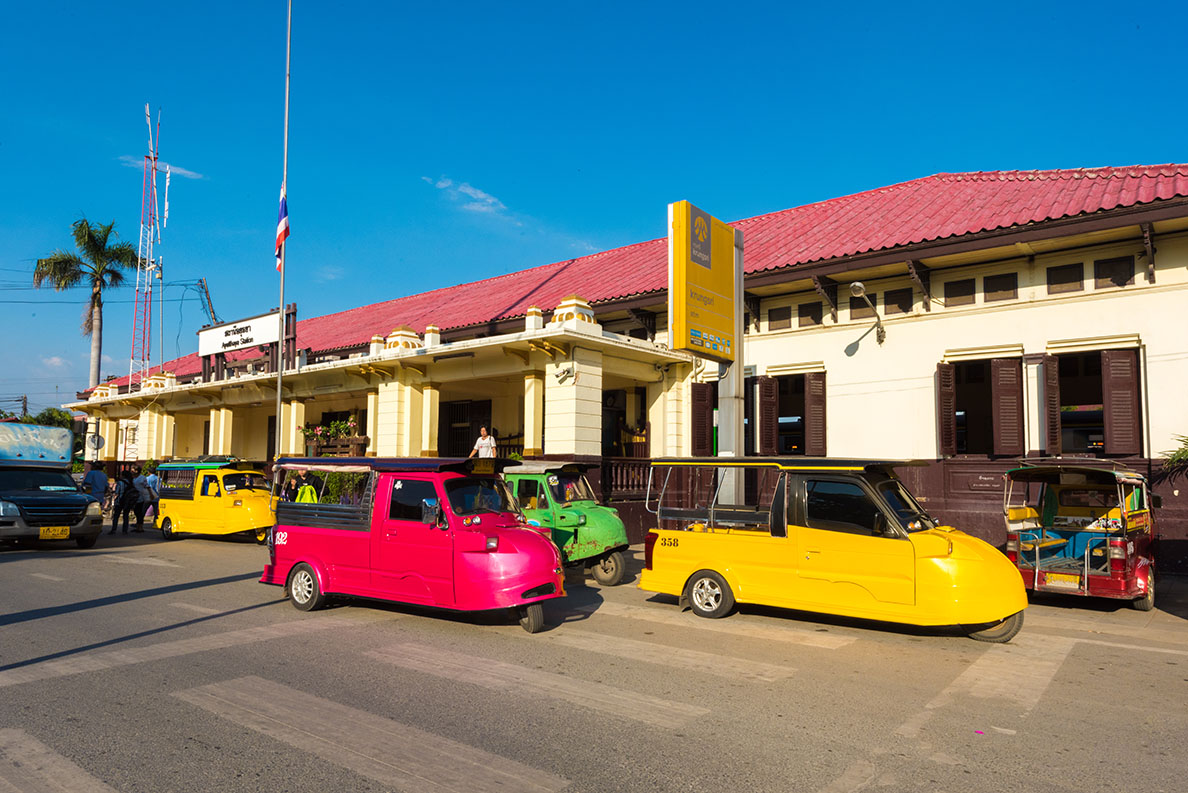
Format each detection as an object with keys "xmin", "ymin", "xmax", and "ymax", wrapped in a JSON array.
[
  {"xmin": 86, "ymin": 501, "xmax": 102, "ymax": 516},
  {"xmin": 0, "ymin": 501, "xmax": 20, "ymax": 517},
  {"xmin": 485, "ymin": 536, "xmax": 498, "ymax": 551},
  {"xmin": 577, "ymin": 514, "xmax": 586, "ymax": 525},
  {"xmin": 233, "ymin": 499, "xmax": 243, "ymax": 507}
]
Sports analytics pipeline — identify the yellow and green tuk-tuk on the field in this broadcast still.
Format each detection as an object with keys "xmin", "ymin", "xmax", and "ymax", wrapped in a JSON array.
[{"xmin": 156, "ymin": 459, "xmax": 273, "ymax": 543}]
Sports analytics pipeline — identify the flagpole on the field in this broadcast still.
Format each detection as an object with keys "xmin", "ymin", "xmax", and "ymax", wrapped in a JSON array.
[{"xmin": 275, "ymin": 0, "xmax": 292, "ymax": 462}]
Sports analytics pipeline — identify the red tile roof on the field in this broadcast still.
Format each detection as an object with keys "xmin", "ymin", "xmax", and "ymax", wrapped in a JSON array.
[{"xmin": 104, "ymin": 164, "xmax": 1188, "ymax": 388}]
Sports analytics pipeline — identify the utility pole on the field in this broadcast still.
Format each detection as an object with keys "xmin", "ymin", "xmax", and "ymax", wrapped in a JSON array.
[{"xmin": 21, "ymin": 395, "xmax": 28, "ymax": 418}]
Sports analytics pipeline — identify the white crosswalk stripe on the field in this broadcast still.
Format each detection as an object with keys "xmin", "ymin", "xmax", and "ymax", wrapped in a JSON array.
[
  {"xmin": 170, "ymin": 602, "xmax": 221, "ymax": 615},
  {"xmin": 0, "ymin": 729, "xmax": 119, "ymax": 793},
  {"xmin": 574, "ymin": 601, "xmax": 856, "ymax": 649},
  {"xmin": 28, "ymin": 573, "xmax": 64, "ymax": 582},
  {"xmin": 175, "ymin": 676, "xmax": 569, "ymax": 793},
  {"xmin": 102, "ymin": 556, "xmax": 179, "ymax": 568},
  {"xmin": 530, "ymin": 629, "xmax": 797, "ymax": 682},
  {"xmin": 0, "ymin": 616, "xmax": 351, "ymax": 688},
  {"xmin": 367, "ymin": 642, "xmax": 709, "ymax": 729}
]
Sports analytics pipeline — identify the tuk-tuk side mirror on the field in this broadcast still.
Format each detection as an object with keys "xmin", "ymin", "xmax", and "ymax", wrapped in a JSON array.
[
  {"xmin": 873, "ymin": 512, "xmax": 889, "ymax": 537},
  {"xmin": 421, "ymin": 498, "xmax": 443, "ymax": 527},
  {"xmin": 1151, "ymin": 494, "xmax": 1163, "ymax": 509}
]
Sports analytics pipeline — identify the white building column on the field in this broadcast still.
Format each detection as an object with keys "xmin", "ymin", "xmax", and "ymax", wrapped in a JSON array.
[
  {"xmin": 523, "ymin": 371, "xmax": 544, "ymax": 457},
  {"xmin": 365, "ymin": 390, "xmax": 380, "ymax": 456},
  {"xmin": 544, "ymin": 347, "xmax": 602, "ymax": 456},
  {"xmin": 279, "ymin": 400, "xmax": 306, "ymax": 456},
  {"xmin": 421, "ymin": 382, "xmax": 440, "ymax": 457},
  {"xmin": 208, "ymin": 407, "xmax": 234, "ymax": 456}
]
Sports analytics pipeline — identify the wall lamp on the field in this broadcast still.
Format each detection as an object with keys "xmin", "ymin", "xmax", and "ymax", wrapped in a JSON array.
[{"xmin": 849, "ymin": 281, "xmax": 885, "ymax": 344}]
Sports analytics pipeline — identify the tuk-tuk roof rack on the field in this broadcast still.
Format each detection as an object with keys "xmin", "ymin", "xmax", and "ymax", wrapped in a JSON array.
[
  {"xmin": 275, "ymin": 457, "xmax": 520, "ymax": 474},
  {"xmin": 1011, "ymin": 457, "xmax": 1136, "ymax": 473},
  {"xmin": 159, "ymin": 456, "xmax": 241, "ymax": 470},
  {"xmin": 503, "ymin": 461, "xmax": 595, "ymax": 475},
  {"xmin": 649, "ymin": 456, "xmax": 929, "ymax": 472}
]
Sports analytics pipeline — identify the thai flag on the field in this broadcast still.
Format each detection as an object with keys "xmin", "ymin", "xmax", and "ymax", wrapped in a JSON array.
[{"xmin": 275, "ymin": 188, "xmax": 290, "ymax": 271}]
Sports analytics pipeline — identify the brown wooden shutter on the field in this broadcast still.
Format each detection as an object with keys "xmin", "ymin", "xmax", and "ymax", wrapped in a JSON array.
[
  {"xmin": 1043, "ymin": 355, "xmax": 1061, "ymax": 456},
  {"xmin": 990, "ymin": 358, "xmax": 1024, "ymax": 457},
  {"xmin": 691, "ymin": 382, "xmax": 714, "ymax": 457},
  {"xmin": 805, "ymin": 372, "xmax": 827, "ymax": 456},
  {"xmin": 757, "ymin": 376, "xmax": 778, "ymax": 456},
  {"xmin": 937, "ymin": 362, "xmax": 956, "ymax": 457},
  {"xmin": 1102, "ymin": 349, "xmax": 1141, "ymax": 455}
]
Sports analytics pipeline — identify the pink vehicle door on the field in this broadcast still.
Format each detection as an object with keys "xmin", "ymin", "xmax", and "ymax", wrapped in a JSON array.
[{"xmin": 374, "ymin": 473, "xmax": 454, "ymax": 606}]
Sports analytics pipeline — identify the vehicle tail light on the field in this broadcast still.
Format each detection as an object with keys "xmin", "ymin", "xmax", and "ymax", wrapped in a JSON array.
[
  {"xmin": 1004, "ymin": 533, "xmax": 1018, "ymax": 563},
  {"xmin": 1108, "ymin": 539, "xmax": 1127, "ymax": 574},
  {"xmin": 644, "ymin": 531, "xmax": 657, "ymax": 570}
]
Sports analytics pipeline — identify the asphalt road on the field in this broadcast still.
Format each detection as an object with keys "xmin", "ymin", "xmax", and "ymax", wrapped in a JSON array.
[{"xmin": 1, "ymin": 532, "xmax": 1186, "ymax": 793}]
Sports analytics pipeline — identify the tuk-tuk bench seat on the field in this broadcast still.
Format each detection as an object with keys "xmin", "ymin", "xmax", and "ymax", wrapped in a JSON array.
[{"xmin": 1020, "ymin": 537, "xmax": 1067, "ymax": 552}]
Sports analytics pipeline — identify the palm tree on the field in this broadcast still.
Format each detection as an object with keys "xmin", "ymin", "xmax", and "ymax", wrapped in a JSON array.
[{"xmin": 34, "ymin": 218, "xmax": 138, "ymax": 388}]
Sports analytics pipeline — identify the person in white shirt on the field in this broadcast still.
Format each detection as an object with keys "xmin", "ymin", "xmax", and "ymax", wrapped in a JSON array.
[{"xmin": 468, "ymin": 426, "xmax": 497, "ymax": 459}]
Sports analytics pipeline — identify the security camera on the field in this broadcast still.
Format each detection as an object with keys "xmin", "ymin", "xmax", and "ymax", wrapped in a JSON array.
[{"xmin": 555, "ymin": 366, "xmax": 574, "ymax": 384}]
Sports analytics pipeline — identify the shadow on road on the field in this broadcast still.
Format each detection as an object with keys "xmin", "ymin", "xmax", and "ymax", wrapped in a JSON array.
[
  {"xmin": 0, "ymin": 596, "xmax": 285, "ymax": 672},
  {"xmin": 0, "ymin": 572, "xmax": 262, "ymax": 628}
]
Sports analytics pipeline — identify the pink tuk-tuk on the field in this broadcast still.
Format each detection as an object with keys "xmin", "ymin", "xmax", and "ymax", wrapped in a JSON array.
[{"xmin": 260, "ymin": 457, "xmax": 565, "ymax": 632}]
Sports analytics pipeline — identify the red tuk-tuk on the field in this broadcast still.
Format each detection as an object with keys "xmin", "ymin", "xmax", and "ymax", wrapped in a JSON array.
[
  {"xmin": 260, "ymin": 457, "xmax": 565, "ymax": 632},
  {"xmin": 1003, "ymin": 462, "xmax": 1157, "ymax": 610}
]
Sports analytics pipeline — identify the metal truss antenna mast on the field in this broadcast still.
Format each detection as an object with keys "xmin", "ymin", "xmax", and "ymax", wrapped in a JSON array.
[{"xmin": 129, "ymin": 104, "xmax": 162, "ymax": 390}]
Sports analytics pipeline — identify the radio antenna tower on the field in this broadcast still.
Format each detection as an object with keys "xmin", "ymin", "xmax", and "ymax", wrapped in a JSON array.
[{"xmin": 129, "ymin": 104, "xmax": 163, "ymax": 390}]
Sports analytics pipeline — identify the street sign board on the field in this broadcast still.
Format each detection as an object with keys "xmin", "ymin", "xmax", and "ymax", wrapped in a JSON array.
[
  {"xmin": 197, "ymin": 311, "xmax": 281, "ymax": 357},
  {"xmin": 667, "ymin": 201, "xmax": 737, "ymax": 363}
]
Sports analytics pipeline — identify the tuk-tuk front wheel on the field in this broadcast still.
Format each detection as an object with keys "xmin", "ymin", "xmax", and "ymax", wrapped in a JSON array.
[
  {"xmin": 965, "ymin": 610, "xmax": 1024, "ymax": 643},
  {"xmin": 518, "ymin": 603, "xmax": 544, "ymax": 633},
  {"xmin": 160, "ymin": 517, "xmax": 176, "ymax": 542},
  {"xmin": 288, "ymin": 563, "xmax": 326, "ymax": 612},
  {"xmin": 589, "ymin": 550, "xmax": 626, "ymax": 586},
  {"xmin": 686, "ymin": 570, "xmax": 734, "ymax": 619},
  {"xmin": 1133, "ymin": 570, "xmax": 1155, "ymax": 611}
]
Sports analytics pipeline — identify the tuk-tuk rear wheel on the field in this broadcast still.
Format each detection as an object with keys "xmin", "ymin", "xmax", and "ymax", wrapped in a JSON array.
[
  {"xmin": 686, "ymin": 570, "xmax": 734, "ymax": 619},
  {"xmin": 1132, "ymin": 570, "xmax": 1155, "ymax": 611},
  {"xmin": 255, "ymin": 528, "xmax": 268, "ymax": 545},
  {"xmin": 590, "ymin": 550, "xmax": 625, "ymax": 586},
  {"xmin": 519, "ymin": 603, "xmax": 544, "ymax": 633},
  {"xmin": 160, "ymin": 517, "xmax": 176, "ymax": 542},
  {"xmin": 288, "ymin": 563, "xmax": 326, "ymax": 612},
  {"xmin": 966, "ymin": 610, "xmax": 1024, "ymax": 643}
]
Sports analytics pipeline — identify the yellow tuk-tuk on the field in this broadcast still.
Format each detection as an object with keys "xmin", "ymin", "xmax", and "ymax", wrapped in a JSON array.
[
  {"xmin": 156, "ymin": 459, "xmax": 273, "ymax": 543},
  {"xmin": 639, "ymin": 458, "xmax": 1028, "ymax": 642}
]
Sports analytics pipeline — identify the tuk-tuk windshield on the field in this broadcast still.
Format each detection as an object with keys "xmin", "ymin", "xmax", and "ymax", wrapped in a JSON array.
[
  {"xmin": 876, "ymin": 479, "xmax": 935, "ymax": 531},
  {"xmin": 223, "ymin": 472, "xmax": 269, "ymax": 492},
  {"xmin": 445, "ymin": 476, "xmax": 517, "ymax": 516},
  {"xmin": 547, "ymin": 473, "xmax": 595, "ymax": 504}
]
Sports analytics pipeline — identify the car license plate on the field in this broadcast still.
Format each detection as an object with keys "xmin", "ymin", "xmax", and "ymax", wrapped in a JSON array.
[
  {"xmin": 38, "ymin": 526, "xmax": 70, "ymax": 540},
  {"xmin": 1044, "ymin": 572, "xmax": 1080, "ymax": 588}
]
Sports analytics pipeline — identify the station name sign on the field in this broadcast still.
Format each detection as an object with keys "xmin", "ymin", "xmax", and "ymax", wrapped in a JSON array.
[{"xmin": 197, "ymin": 311, "xmax": 281, "ymax": 357}]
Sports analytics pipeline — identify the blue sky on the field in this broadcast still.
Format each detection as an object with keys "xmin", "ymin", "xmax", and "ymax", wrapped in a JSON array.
[{"xmin": 1, "ymin": 1, "xmax": 1184, "ymax": 413}]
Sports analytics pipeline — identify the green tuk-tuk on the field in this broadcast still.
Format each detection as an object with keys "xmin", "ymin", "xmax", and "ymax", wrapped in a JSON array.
[{"xmin": 504, "ymin": 462, "xmax": 630, "ymax": 586}]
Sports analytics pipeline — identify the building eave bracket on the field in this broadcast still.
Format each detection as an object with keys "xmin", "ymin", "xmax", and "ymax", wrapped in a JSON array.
[{"xmin": 906, "ymin": 260, "xmax": 932, "ymax": 311}]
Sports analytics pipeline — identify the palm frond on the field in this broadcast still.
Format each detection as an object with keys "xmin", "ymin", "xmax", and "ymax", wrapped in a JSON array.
[
  {"xmin": 1165, "ymin": 435, "xmax": 1188, "ymax": 472},
  {"xmin": 33, "ymin": 251, "xmax": 86, "ymax": 290}
]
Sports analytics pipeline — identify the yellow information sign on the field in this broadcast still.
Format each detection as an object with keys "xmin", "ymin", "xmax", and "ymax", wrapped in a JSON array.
[{"xmin": 668, "ymin": 200, "xmax": 737, "ymax": 363}]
